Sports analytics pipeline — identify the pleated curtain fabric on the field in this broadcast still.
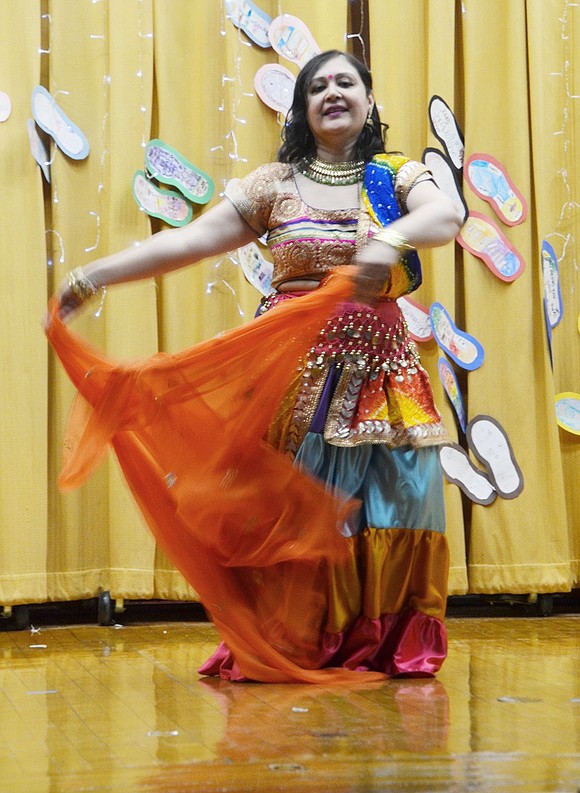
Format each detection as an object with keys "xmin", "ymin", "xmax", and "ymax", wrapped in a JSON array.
[{"xmin": 0, "ymin": 0, "xmax": 577, "ymax": 607}]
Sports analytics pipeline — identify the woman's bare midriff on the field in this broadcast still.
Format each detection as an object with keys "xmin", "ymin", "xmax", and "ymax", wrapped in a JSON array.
[{"xmin": 276, "ymin": 278, "xmax": 323, "ymax": 292}]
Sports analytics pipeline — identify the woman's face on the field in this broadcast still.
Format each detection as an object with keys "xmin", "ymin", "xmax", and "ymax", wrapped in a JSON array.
[{"xmin": 305, "ymin": 54, "xmax": 373, "ymax": 154}]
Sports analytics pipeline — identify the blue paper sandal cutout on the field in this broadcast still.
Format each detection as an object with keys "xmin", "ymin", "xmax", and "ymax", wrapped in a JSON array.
[
  {"xmin": 31, "ymin": 85, "xmax": 90, "ymax": 160},
  {"xmin": 430, "ymin": 302, "xmax": 485, "ymax": 371}
]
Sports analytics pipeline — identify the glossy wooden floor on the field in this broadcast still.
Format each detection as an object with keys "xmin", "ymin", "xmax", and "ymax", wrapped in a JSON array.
[{"xmin": 0, "ymin": 616, "xmax": 579, "ymax": 793}]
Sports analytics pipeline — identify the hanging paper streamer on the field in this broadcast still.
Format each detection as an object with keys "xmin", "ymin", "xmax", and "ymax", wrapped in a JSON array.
[
  {"xmin": 541, "ymin": 240, "xmax": 563, "ymax": 328},
  {"xmin": 254, "ymin": 63, "xmax": 295, "ymax": 115},
  {"xmin": 430, "ymin": 302, "xmax": 484, "ymax": 371},
  {"xmin": 31, "ymin": 85, "xmax": 90, "ymax": 160},
  {"xmin": 145, "ymin": 139, "xmax": 214, "ymax": 205},
  {"xmin": 397, "ymin": 295, "xmax": 433, "ymax": 342},
  {"xmin": 237, "ymin": 242, "xmax": 273, "ymax": 295},
  {"xmin": 437, "ymin": 357, "xmax": 467, "ymax": 432},
  {"xmin": 428, "ymin": 95, "xmax": 464, "ymax": 172},
  {"xmin": 555, "ymin": 393, "xmax": 580, "ymax": 436},
  {"xmin": 422, "ymin": 147, "xmax": 468, "ymax": 224},
  {"xmin": 224, "ymin": 0, "xmax": 272, "ymax": 48},
  {"xmin": 268, "ymin": 14, "xmax": 320, "ymax": 68},
  {"xmin": 464, "ymin": 153, "xmax": 527, "ymax": 226},
  {"xmin": 457, "ymin": 211, "xmax": 525, "ymax": 282}
]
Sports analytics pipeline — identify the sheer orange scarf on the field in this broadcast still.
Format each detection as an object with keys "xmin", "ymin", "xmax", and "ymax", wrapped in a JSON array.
[{"xmin": 46, "ymin": 270, "xmax": 386, "ymax": 683}]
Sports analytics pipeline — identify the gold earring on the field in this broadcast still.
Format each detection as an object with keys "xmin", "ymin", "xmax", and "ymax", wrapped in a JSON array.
[{"xmin": 365, "ymin": 108, "xmax": 374, "ymax": 128}]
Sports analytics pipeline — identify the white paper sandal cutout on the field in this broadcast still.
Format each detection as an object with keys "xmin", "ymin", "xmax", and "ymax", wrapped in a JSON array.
[
  {"xmin": 464, "ymin": 153, "xmax": 527, "ymax": 226},
  {"xmin": 27, "ymin": 118, "xmax": 51, "ymax": 183},
  {"xmin": 437, "ymin": 357, "xmax": 467, "ymax": 433},
  {"xmin": 555, "ymin": 392, "xmax": 580, "ymax": 435},
  {"xmin": 132, "ymin": 170, "xmax": 192, "ymax": 227},
  {"xmin": 439, "ymin": 443, "xmax": 497, "ymax": 506},
  {"xmin": 430, "ymin": 302, "xmax": 485, "ymax": 371},
  {"xmin": 541, "ymin": 240, "xmax": 563, "ymax": 329},
  {"xmin": 225, "ymin": 0, "xmax": 272, "ymax": 48},
  {"xmin": 457, "ymin": 211, "xmax": 525, "ymax": 282},
  {"xmin": 466, "ymin": 415, "xmax": 524, "ymax": 499},
  {"xmin": 422, "ymin": 147, "xmax": 468, "ymax": 224},
  {"xmin": 0, "ymin": 91, "xmax": 11, "ymax": 122},
  {"xmin": 254, "ymin": 63, "xmax": 295, "ymax": 115},
  {"xmin": 428, "ymin": 95, "xmax": 464, "ymax": 172},
  {"xmin": 144, "ymin": 139, "xmax": 214, "ymax": 205},
  {"xmin": 31, "ymin": 85, "xmax": 89, "ymax": 160},
  {"xmin": 237, "ymin": 242, "xmax": 273, "ymax": 296},
  {"xmin": 397, "ymin": 295, "xmax": 433, "ymax": 342},
  {"xmin": 268, "ymin": 14, "xmax": 320, "ymax": 68}
]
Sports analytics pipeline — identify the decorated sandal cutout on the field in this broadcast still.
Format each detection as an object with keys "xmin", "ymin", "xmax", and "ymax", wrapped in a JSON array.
[
  {"xmin": 422, "ymin": 147, "xmax": 468, "ymax": 224},
  {"xmin": 457, "ymin": 211, "xmax": 525, "ymax": 282},
  {"xmin": 144, "ymin": 139, "xmax": 214, "ymax": 205},
  {"xmin": 397, "ymin": 295, "xmax": 433, "ymax": 343},
  {"xmin": 268, "ymin": 14, "xmax": 320, "ymax": 68},
  {"xmin": 465, "ymin": 153, "xmax": 527, "ymax": 226},
  {"xmin": 428, "ymin": 95, "xmax": 464, "ymax": 172},
  {"xmin": 254, "ymin": 63, "xmax": 295, "ymax": 115},
  {"xmin": 0, "ymin": 91, "xmax": 11, "ymax": 122},
  {"xmin": 466, "ymin": 415, "xmax": 524, "ymax": 499},
  {"xmin": 132, "ymin": 170, "xmax": 192, "ymax": 227},
  {"xmin": 27, "ymin": 118, "xmax": 51, "ymax": 183},
  {"xmin": 437, "ymin": 357, "xmax": 467, "ymax": 432},
  {"xmin": 430, "ymin": 302, "xmax": 485, "ymax": 371},
  {"xmin": 31, "ymin": 85, "xmax": 90, "ymax": 160},
  {"xmin": 439, "ymin": 443, "xmax": 497, "ymax": 505},
  {"xmin": 541, "ymin": 240, "xmax": 563, "ymax": 328},
  {"xmin": 238, "ymin": 242, "xmax": 273, "ymax": 296},
  {"xmin": 555, "ymin": 392, "xmax": 580, "ymax": 435},
  {"xmin": 224, "ymin": 0, "xmax": 272, "ymax": 48}
]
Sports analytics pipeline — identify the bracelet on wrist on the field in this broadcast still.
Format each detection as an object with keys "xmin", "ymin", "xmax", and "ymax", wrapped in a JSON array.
[
  {"xmin": 372, "ymin": 228, "xmax": 415, "ymax": 253},
  {"xmin": 67, "ymin": 267, "xmax": 101, "ymax": 303}
]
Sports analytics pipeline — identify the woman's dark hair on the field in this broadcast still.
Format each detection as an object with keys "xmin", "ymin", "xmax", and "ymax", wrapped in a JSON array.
[{"xmin": 278, "ymin": 50, "xmax": 388, "ymax": 164}]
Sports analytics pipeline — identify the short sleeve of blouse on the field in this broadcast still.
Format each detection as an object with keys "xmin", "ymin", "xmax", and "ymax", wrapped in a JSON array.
[
  {"xmin": 224, "ymin": 162, "xmax": 293, "ymax": 236},
  {"xmin": 394, "ymin": 160, "xmax": 432, "ymax": 213}
]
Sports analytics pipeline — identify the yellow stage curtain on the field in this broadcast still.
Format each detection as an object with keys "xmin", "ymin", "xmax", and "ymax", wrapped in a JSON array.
[{"xmin": 0, "ymin": 0, "xmax": 576, "ymax": 609}]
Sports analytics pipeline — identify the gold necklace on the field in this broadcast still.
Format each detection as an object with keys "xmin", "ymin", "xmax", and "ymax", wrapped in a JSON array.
[{"xmin": 299, "ymin": 156, "xmax": 366, "ymax": 186}]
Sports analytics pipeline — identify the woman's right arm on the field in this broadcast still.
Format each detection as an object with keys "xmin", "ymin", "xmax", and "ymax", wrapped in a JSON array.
[{"xmin": 57, "ymin": 198, "xmax": 257, "ymax": 320}]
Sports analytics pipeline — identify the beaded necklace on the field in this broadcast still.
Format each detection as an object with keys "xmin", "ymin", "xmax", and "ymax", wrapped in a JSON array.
[{"xmin": 299, "ymin": 156, "xmax": 366, "ymax": 186}]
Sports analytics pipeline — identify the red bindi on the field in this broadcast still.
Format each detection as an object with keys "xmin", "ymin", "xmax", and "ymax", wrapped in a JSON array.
[{"xmin": 327, "ymin": 75, "xmax": 334, "ymax": 80}]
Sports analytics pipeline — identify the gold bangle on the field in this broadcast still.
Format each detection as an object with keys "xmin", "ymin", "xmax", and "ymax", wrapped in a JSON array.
[
  {"xmin": 67, "ymin": 267, "xmax": 100, "ymax": 303},
  {"xmin": 372, "ymin": 228, "xmax": 415, "ymax": 252}
]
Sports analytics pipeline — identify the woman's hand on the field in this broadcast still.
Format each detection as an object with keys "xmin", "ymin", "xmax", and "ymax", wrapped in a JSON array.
[{"xmin": 351, "ymin": 239, "xmax": 400, "ymax": 305}]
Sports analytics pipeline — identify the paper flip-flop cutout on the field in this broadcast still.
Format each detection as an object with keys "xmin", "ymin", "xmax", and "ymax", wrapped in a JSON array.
[
  {"xmin": 238, "ymin": 242, "xmax": 273, "ymax": 296},
  {"xmin": 0, "ymin": 91, "xmax": 11, "ymax": 122},
  {"xmin": 224, "ymin": 0, "xmax": 272, "ymax": 48},
  {"xmin": 464, "ymin": 153, "xmax": 527, "ymax": 226},
  {"xmin": 132, "ymin": 171, "xmax": 192, "ymax": 227},
  {"xmin": 437, "ymin": 357, "xmax": 467, "ymax": 433},
  {"xmin": 457, "ymin": 211, "xmax": 525, "ymax": 282},
  {"xmin": 268, "ymin": 14, "xmax": 320, "ymax": 68},
  {"xmin": 439, "ymin": 443, "xmax": 497, "ymax": 505},
  {"xmin": 428, "ymin": 95, "xmax": 464, "ymax": 172},
  {"xmin": 555, "ymin": 392, "xmax": 580, "ymax": 435},
  {"xmin": 466, "ymin": 414, "xmax": 524, "ymax": 499},
  {"xmin": 422, "ymin": 147, "xmax": 468, "ymax": 224},
  {"xmin": 31, "ymin": 85, "xmax": 90, "ymax": 160},
  {"xmin": 541, "ymin": 240, "xmax": 563, "ymax": 328},
  {"xmin": 145, "ymin": 140, "xmax": 213, "ymax": 205},
  {"xmin": 26, "ymin": 118, "xmax": 51, "ymax": 183},
  {"xmin": 397, "ymin": 295, "xmax": 433, "ymax": 343},
  {"xmin": 254, "ymin": 63, "xmax": 295, "ymax": 115},
  {"xmin": 430, "ymin": 302, "xmax": 485, "ymax": 371}
]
